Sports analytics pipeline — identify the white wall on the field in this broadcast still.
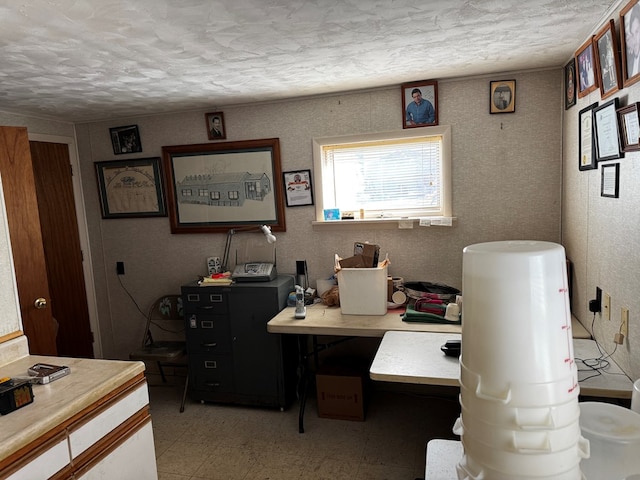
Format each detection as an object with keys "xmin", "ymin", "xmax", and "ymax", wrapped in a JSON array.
[
  {"xmin": 74, "ymin": 69, "xmax": 563, "ymax": 360},
  {"xmin": 562, "ymin": 5, "xmax": 640, "ymax": 381}
]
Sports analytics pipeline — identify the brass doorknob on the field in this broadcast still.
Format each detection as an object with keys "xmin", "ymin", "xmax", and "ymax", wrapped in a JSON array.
[{"xmin": 34, "ymin": 298, "xmax": 47, "ymax": 309}]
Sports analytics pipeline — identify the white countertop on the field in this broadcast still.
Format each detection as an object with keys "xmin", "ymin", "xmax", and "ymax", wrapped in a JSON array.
[{"xmin": 0, "ymin": 336, "xmax": 145, "ymax": 463}]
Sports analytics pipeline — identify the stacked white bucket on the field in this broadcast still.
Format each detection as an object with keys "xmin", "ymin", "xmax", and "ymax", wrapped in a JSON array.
[{"xmin": 455, "ymin": 241, "xmax": 589, "ymax": 480}]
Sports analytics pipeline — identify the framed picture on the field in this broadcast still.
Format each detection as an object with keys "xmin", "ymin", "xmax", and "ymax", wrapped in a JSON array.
[
  {"xmin": 593, "ymin": 98, "xmax": 624, "ymax": 161},
  {"xmin": 109, "ymin": 125, "xmax": 142, "ymax": 155},
  {"xmin": 579, "ymin": 102, "xmax": 598, "ymax": 171},
  {"xmin": 594, "ymin": 19, "xmax": 622, "ymax": 99},
  {"xmin": 94, "ymin": 157, "xmax": 166, "ymax": 219},
  {"xmin": 565, "ymin": 59, "xmax": 577, "ymax": 110},
  {"xmin": 401, "ymin": 80, "xmax": 438, "ymax": 128},
  {"xmin": 161, "ymin": 138, "xmax": 286, "ymax": 233},
  {"xmin": 620, "ymin": 0, "xmax": 640, "ymax": 87},
  {"xmin": 576, "ymin": 37, "xmax": 599, "ymax": 98},
  {"xmin": 205, "ymin": 112, "xmax": 226, "ymax": 140},
  {"xmin": 601, "ymin": 163, "xmax": 620, "ymax": 198},
  {"xmin": 489, "ymin": 80, "xmax": 516, "ymax": 114},
  {"xmin": 617, "ymin": 102, "xmax": 640, "ymax": 151},
  {"xmin": 283, "ymin": 169, "xmax": 313, "ymax": 207}
]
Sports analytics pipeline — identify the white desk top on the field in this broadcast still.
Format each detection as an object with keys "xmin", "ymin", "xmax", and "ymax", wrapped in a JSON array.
[
  {"xmin": 370, "ymin": 331, "xmax": 632, "ymax": 399},
  {"xmin": 425, "ymin": 439, "xmax": 463, "ymax": 480},
  {"xmin": 267, "ymin": 304, "xmax": 462, "ymax": 337}
]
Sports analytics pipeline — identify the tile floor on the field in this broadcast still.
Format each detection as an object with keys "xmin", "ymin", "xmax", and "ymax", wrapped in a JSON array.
[{"xmin": 150, "ymin": 382, "xmax": 461, "ymax": 480}]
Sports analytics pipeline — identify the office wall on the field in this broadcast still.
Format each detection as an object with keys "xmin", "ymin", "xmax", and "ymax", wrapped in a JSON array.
[
  {"xmin": 563, "ymin": 7, "xmax": 640, "ymax": 381},
  {"xmin": 74, "ymin": 69, "xmax": 563, "ymax": 360}
]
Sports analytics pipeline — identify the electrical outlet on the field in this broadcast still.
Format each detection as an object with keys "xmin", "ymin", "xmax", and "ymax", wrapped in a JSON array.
[
  {"xmin": 621, "ymin": 307, "xmax": 629, "ymax": 337},
  {"xmin": 603, "ymin": 292, "xmax": 611, "ymax": 321}
]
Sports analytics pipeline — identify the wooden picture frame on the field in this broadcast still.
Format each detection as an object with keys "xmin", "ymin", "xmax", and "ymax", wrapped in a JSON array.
[
  {"xmin": 283, "ymin": 169, "xmax": 313, "ymax": 207},
  {"xmin": 579, "ymin": 102, "xmax": 598, "ymax": 171},
  {"xmin": 621, "ymin": 0, "xmax": 640, "ymax": 87},
  {"xmin": 109, "ymin": 125, "xmax": 142, "ymax": 155},
  {"xmin": 205, "ymin": 112, "xmax": 226, "ymax": 141},
  {"xmin": 593, "ymin": 98, "xmax": 624, "ymax": 161},
  {"xmin": 402, "ymin": 80, "xmax": 438, "ymax": 128},
  {"xmin": 161, "ymin": 138, "xmax": 286, "ymax": 233},
  {"xmin": 601, "ymin": 163, "xmax": 620, "ymax": 198},
  {"xmin": 94, "ymin": 157, "xmax": 166, "ymax": 218},
  {"xmin": 489, "ymin": 80, "xmax": 516, "ymax": 114},
  {"xmin": 594, "ymin": 19, "xmax": 622, "ymax": 99},
  {"xmin": 576, "ymin": 37, "xmax": 599, "ymax": 98},
  {"xmin": 617, "ymin": 102, "xmax": 640, "ymax": 152},
  {"xmin": 565, "ymin": 59, "xmax": 577, "ymax": 110}
]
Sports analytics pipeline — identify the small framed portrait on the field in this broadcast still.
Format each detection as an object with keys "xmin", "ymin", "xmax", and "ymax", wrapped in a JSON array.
[
  {"xmin": 565, "ymin": 59, "xmax": 577, "ymax": 110},
  {"xmin": 594, "ymin": 19, "xmax": 622, "ymax": 99},
  {"xmin": 109, "ymin": 125, "xmax": 142, "ymax": 155},
  {"xmin": 576, "ymin": 37, "xmax": 599, "ymax": 98},
  {"xmin": 283, "ymin": 169, "xmax": 313, "ymax": 207},
  {"xmin": 621, "ymin": 0, "xmax": 640, "ymax": 87},
  {"xmin": 205, "ymin": 112, "xmax": 226, "ymax": 140},
  {"xmin": 617, "ymin": 102, "xmax": 640, "ymax": 152},
  {"xmin": 489, "ymin": 80, "xmax": 516, "ymax": 114},
  {"xmin": 401, "ymin": 80, "xmax": 438, "ymax": 128}
]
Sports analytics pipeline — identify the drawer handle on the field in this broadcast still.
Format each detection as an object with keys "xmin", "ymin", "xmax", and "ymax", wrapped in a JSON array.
[
  {"xmin": 199, "ymin": 305, "xmax": 215, "ymax": 310},
  {"xmin": 205, "ymin": 382, "xmax": 221, "ymax": 387},
  {"xmin": 202, "ymin": 342, "xmax": 218, "ymax": 348}
]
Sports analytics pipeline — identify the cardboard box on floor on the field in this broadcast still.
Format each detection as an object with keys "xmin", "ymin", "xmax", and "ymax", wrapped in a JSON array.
[{"xmin": 316, "ymin": 358, "xmax": 368, "ymax": 421}]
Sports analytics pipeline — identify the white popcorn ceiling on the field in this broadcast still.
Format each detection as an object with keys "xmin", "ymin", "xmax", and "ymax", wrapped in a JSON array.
[{"xmin": 0, "ymin": 0, "xmax": 619, "ymax": 123}]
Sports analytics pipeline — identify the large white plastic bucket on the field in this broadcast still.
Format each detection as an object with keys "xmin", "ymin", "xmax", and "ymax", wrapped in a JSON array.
[
  {"xmin": 459, "ymin": 385, "xmax": 581, "ymax": 430},
  {"xmin": 579, "ymin": 402, "xmax": 640, "ymax": 480},
  {"xmin": 459, "ymin": 357, "xmax": 580, "ymax": 407},
  {"xmin": 461, "ymin": 241, "xmax": 575, "ymax": 388},
  {"xmin": 457, "ymin": 452, "xmax": 586, "ymax": 480},
  {"xmin": 459, "ymin": 433, "xmax": 589, "ymax": 477}
]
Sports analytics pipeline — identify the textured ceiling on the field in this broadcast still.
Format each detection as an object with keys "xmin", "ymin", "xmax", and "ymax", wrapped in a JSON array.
[{"xmin": 0, "ymin": 0, "xmax": 619, "ymax": 123}]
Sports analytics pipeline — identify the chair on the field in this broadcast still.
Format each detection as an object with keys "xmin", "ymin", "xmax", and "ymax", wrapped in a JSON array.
[{"xmin": 129, "ymin": 294, "xmax": 189, "ymax": 412}]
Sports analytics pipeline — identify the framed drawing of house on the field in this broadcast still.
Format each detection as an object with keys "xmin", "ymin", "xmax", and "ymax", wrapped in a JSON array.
[{"xmin": 162, "ymin": 138, "xmax": 286, "ymax": 233}]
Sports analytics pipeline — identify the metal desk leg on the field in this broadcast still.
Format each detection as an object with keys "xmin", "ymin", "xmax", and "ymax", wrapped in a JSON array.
[{"xmin": 296, "ymin": 334, "xmax": 308, "ymax": 433}]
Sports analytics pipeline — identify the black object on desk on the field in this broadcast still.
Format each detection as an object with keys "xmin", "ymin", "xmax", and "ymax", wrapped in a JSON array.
[{"xmin": 440, "ymin": 339, "xmax": 461, "ymax": 357}]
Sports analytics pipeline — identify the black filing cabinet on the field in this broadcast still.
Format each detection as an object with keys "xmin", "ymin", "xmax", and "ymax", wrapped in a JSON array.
[{"xmin": 182, "ymin": 276, "xmax": 296, "ymax": 409}]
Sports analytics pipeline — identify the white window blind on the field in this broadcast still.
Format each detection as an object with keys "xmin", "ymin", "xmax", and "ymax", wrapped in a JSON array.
[{"xmin": 314, "ymin": 126, "xmax": 451, "ymax": 221}]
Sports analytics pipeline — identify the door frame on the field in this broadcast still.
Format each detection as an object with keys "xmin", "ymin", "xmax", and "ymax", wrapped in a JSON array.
[{"xmin": 28, "ymin": 133, "xmax": 102, "ymax": 357}]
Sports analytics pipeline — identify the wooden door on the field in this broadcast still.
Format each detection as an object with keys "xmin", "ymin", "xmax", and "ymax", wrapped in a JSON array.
[
  {"xmin": 0, "ymin": 127, "xmax": 57, "ymax": 354},
  {"xmin": 30, "ymin": 141, "xmax": 94, "ymax": 358}
]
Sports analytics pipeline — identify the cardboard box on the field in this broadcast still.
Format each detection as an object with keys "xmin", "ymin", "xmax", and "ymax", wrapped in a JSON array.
[
  {"xmin": 316, "ymin": 363, "xmax": 367, "ymax": 421},
  {"xmin": 336, "ymin": 265, "xmax": 388, "ymax": 315}
]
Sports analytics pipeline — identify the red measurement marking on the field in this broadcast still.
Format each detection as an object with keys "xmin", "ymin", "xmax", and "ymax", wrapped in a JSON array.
[{"xmin": 559, "ymin": 288, "xmax": 568, "ymax": 292}]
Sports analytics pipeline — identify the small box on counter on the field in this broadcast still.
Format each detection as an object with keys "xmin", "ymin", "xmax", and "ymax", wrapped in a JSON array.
[{"xmin": 0, "ymin": 379, "xmax": 34, "ymax": 415}]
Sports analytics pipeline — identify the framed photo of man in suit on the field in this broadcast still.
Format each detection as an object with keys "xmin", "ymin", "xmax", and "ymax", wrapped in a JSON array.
[
  {"xmin": 621, "ymin": 0, "xmax": 640, "ymax": 87},
  {"xmin": 205, "ymin": 112, "xmax": 226, "ymax": 140}
]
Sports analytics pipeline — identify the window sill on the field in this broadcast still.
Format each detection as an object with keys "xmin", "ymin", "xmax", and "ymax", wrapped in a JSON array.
[{"xmin": 311, "ymin": 217, "xmax": 456, "ymax": 229}]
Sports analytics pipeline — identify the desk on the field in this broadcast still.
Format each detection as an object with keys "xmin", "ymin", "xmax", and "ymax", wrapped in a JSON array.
[
  {"xmin": 267, "ymin": 305, "xmax": 461, "ymax": 432},
  {"xmin": 370, "ymin": 331, "xmax": 633, "ymax": 399}
]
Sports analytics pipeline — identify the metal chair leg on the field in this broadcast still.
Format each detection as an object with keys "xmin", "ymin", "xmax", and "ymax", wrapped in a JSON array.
[{"xmin": 180, "ymin": 371, "xmax": 189, "ymax": 413}]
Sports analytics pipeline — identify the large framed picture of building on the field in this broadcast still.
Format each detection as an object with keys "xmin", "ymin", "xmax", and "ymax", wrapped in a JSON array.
[{"xmin": 161, "ymin": 138, "xmax": 286, "ymax": 233}]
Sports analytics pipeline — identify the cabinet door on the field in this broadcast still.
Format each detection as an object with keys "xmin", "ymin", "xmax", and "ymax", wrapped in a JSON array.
[
  {"xmin": 5, "ymin": 434, "xmax": 69, "ymax": 480},
  {"xmin": 229, "ymin": 291, "xmax": 282, "ymax": 402},
  {"xmin": 75, "ymin": 421, "xmax": 157, "ymax": 480}
]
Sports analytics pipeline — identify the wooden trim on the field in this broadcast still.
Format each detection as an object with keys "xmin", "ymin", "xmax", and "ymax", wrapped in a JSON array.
[
  {"xmin": 71, "ymin": 409, "xmax": 151, "ymax": 476},
  {"xmin": 0, "ymin": 373, "xmax": 146, "ymax": 473},
  {"xmin": 0, "ymin": 431, "xmax": 69, "ymax": 479},
  {"xmin": 0, "ymin": 331, "xmax": 23, "ymax": 344}
]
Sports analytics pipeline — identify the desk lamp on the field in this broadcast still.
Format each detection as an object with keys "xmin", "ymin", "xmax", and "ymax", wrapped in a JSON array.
[{"xmin": 221, "ymin": 224, "xmax": 276, "ymax": 272}]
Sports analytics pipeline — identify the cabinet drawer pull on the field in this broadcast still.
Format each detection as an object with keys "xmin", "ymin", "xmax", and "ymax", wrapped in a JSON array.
[
  {"xmin": 205, "ymin": 382, "xmax": 221, "ymax": 387},
  {"xmin": 204, "ymin": 360, "xmax": 218, "ymax": 369},
  {"xmin": 202, "ymin": 342, "xmax": 218, "ymax": 348}
]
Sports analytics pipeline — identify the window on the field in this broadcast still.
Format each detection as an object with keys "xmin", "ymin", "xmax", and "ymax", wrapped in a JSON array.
[{"xmin": 312, "ymin": 126, "xmax": 451, "ymax": 222}]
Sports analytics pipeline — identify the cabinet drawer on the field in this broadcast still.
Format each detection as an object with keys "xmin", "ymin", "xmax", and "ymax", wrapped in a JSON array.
[
  {"xmin": 182, "ymin": 290, "xmax": 229, "ymax": 314},
  {"xmin": 187, "ymin": 329, "xmax": 232, "ymax": 354},
  {"xmin": 190, "ymin": 354, "xmax": 234, "ymax": 393}
]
